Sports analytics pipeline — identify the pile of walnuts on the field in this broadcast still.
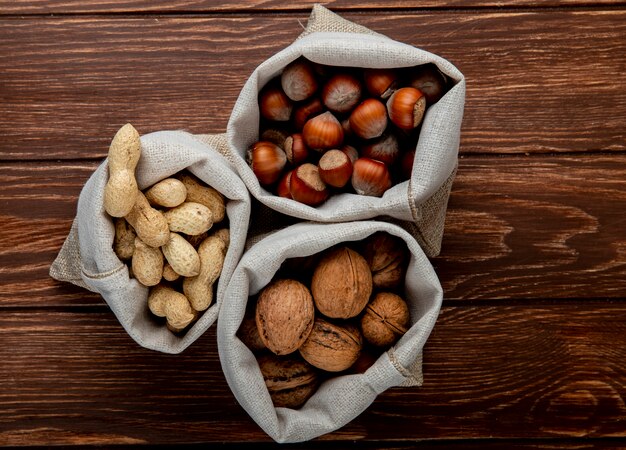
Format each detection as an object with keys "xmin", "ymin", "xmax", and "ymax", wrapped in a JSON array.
[{"xmin": 239, "ymin": 232, "xmax": 411, "ymax": 409}]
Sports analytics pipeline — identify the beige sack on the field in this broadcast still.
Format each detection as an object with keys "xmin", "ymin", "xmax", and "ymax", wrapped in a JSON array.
[
  {"xmin": 225, "ymin": 5, "xmax": 465, "ymax": 256},
  {"xmin": 217, "ymin": 221, "xmax": 443, "ymax": 442},
  {"xmin": 50, "ymin": 131, "xmax": 251, "ymax": 354}
]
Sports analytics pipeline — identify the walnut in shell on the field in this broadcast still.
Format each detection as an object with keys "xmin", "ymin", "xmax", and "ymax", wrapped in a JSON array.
[
  {"xmin": 239, "ymin": 304, "xmax": 266, "ymax": 352},
  {"xmin": 299, "ymin": 316, "xmax": 362, "ymax": 372},
  {"xmin": 362, "ymin": 232, "xmax": 408, "ymax": 289},
  {"xmin": 311, "ymin": 246, "xmax": 372, "ymax": 319},
  {"xmin": 361, "ymin": 292, "xmax": 410, "ymax": 347},
  {"xmin": 258, "ymin": 354, "xmax": 318, "ymax": 409},
  {"xmin": 255, "ymin": 279, "xmax": 315, "ymax": 355}
]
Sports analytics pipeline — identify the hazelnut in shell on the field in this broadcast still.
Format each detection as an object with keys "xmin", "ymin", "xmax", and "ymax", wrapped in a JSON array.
[
  {"xmin": 293, "ymin": 97, "xmax": 324, "ymax": 131},
  {"xmin": 258, "ymin": 354, "xmax": 318, "ymax": 409},
  {"xmin": 259, "ymin": 85, "xmax": 293, "ymax": 122},
  {"xmin": 299, "ymin": 317, "xmax": 363, "ymax": 372},
  {"xmin": 364, "ymin": 68, "xmax": 398, "ymax": 99},
  {"xmin": 386, "ymin": 87, "xmax": 426, "ymax": 131},
  {"xmin": 408, "ymin": 63, "xmax": 448, "ymax": 105},
  {"xmin": 351, "ymin": 158, "xmax": 392, "ymax": 197},
  {"xmin": 360, "ymin": 133, "xmax": 400, "ymax": 166},
  {"xmin": 361, "ymin": 292, "xmax": 410, "ymax": 347},
  {"xmin": 281, "ymin": 58, "xmax": 318, "ymax": 102},
  {"xmin": 247, "ymin": 141, "xmax": 287, "ymax": 186},
  {"xmin": 302, "ymin": 111, "xmax": 344, "ymax": 151},
  {"xmin": 284, "ymin": 133, "xmax": 309, "ymax": 165},
  {"xmin": 276, "ymin": 170, "xmax": 293, "ymax": 199},
  {"xmin": 318, "ymin": 149, "xmax": 353, "ymax": 188},
  {"xmin": 311, "ymin": 246, "xmax": 372, "ymax": 319},
  {"xmin": 349, "ymin": 98, "xmax": 387, "ymax": 140},
  {"xmin": 290, "ymin": 163, "xmax": 329, "ymax": 206},
  {"xmin": 255, "ymin": 279, "xmax": 315, "ymax": 356},
  {"xmin": 321, "ymin": 73, "xmax": 362, "ymax": 114}
]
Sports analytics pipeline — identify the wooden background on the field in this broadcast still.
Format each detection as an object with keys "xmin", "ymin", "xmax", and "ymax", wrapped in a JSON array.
[{"xmin": 1, "ymin": 1, "xmax": 625, "ymax": 448}]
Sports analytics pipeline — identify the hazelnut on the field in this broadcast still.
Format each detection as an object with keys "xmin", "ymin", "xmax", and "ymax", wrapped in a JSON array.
[
  {"xmin": 260, "ymin": 128, "xmax": 289, "ymax": 148},
  {"xmin": 386, "ymin": 87, "xmax": 426, "ymax": 131},
  {"xmin": 361, "ymin": 231, "xmax": 408, "ymax": 289},
  {"xmin": 340, "ymin": 144, "xmax": 359, "ymax": 165},
  {"xmin": 321, "ymin": 73, "xmax": 362, "ymax": 114},
  {"xmin": 302, "ymin": 111, "xmax": 344, "ymax": 151},
  {"xmin": 349, "ymin": 98, "xmax": 387, "ymax": 139},
  {"xmin": 247, "ymin": 141, "xmax": 287, "ymax": 186},
  {"xmin": 293, "ymin": 97, "xmax": 324, "ymax": 131},
  {"xmin": 281, "ymin": 58, "xmax": 318, "ymax": 102},
  {"xmin": 351, "ymin": 158, "xmax": 392, "ymax": 197},
  {"xmin": 318, "ymin": 149, "xmax": 353, "ymax": 188},
  {"xmin": 259, "ymin": 84, "xmax": 293, "ymax": 122},
  {"xmin": 258, "ymin": 354, "xmax": 318, "ymax": 409},
  {"xmin": 284, "ymin": 133, "xmax": 309, "ymax": 165},
  {"xmin": 311, "ymin": 246, "xmax": 372, "ymax": 319},
  {"xmin": 299, "ymin": 317, "xmax": 363, "ymax": 372},
  {"xmin": 276, "ymin": 170, "xmax": 293, "ymax": 199},
  {"xmin": 290, "ymin": 163, "xmax": 329, "ymax": 206},
  {"xmin": 255, "ymin": 279, "xmax": 315, "ymax": 355},
  {"xmin": 408, "ymin": 63, "xmax": 448, "ymax": 105},
  {"xmin": 364, "ymin": 68, "xmax": 398, "ymax": 99},
  {"xmin": 361, "ymin": 292, "xmax": 410, "ymax": 347},
  {"xmin": 400, "ymin": 149, "xmax": 415, "ymax": 180},
  {"xmin": 360, "ymin": 133, "xmax": 400, "ymax": 166}
]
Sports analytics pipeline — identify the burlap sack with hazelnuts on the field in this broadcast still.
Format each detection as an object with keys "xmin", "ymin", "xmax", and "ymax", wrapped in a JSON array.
[
  {"xmin": 217, "ymin": 221, "xmax": 443, "ymax": 443},
  {"xmin": 222, "ymin": 4, "xmax": 465, "ymax": 257},
  {"xmin": 49, "ymin": 131, "xmax": 251, "ymax": 354}
]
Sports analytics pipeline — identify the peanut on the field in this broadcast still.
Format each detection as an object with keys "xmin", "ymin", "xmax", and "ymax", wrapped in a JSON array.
[
  {"xmin": 164, "ymin": 202, "xmax": 213, "ymax": 236},
  {"xmin": 162, "ymin": 263, "xmax": 180, "ymax": 282},
  {"xmin": 144, "ymin": 178, "xmax": 187, "ymax": 208},
  {"xmin": 124, "ymin": 191, "xmax": 169, "ymax": 248},
  {"xmin": 113, "ymin": 218, "xmax": 136, "ymax": 261},
  {"xmin": 103, "ymin": 124, "xmax": 141, "ymax": 217},
  {"xmin": 148, "ymin": 284, "xmax": 196, "ymax": 332},
  {"xmin": 132, "ymin": 237, "xmax": 163, "ymax": 287},
  {"xmin": 186, "ymin": 230, "xmax": 209, "ymax": 248},
  {"xmin": 214, "ymin": 228, "xmax": 230, "ymax": 247},
  {"xmin": 178, "ymin": 173, "xmax": 225, "ymax": 223},
  {"xmin": 162, "ymin": 232, "xmax": 201, "ymax": 277},
  {"xmin": 183, "ymin": 233, "xmax": 227, "ymax": 311}
]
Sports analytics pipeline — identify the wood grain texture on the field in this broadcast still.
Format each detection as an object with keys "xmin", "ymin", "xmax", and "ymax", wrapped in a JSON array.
[
  {"xmin": 1, "ymin": 155, "xmax": 624, "ymax": 307},
  {"xmin": 1, "ymin": 11, "xmax": 625, "ymax": 160},
  {"xmin": 1, "ymin": 303, "xmax": 625, "ymax": 445},
  {"xmin": 1, "ymin": 0, "xmax": 626, "ymax": 14}
]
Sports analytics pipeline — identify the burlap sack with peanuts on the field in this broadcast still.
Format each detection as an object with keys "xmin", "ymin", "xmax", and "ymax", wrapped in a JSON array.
[
  {"xmin": 50, "ymin": 131, "xmax": 251, "ymax": 353},
  {"xmin": 223, "ymin": 4, "xmax": 465, "ymax": 257},
  {"xmin": 217, "ymin": 221, "xmax": 443, "ymax": 443}
]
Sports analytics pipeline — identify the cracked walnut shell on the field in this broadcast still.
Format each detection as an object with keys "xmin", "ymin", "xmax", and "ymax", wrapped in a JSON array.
[
  {"xmin": 361, "ymin": 292, "xmax": 410, "ymax": 347},
  {"xmin": 258, "ymin": 354, "xmax": 318, "ymax": 409},
  {"xmin": 256, "ymin": 279, "xmax": 315, "ymax": 355},
  {"xmin": 299, "ymin": 316, "xmax": 363, "ymax": 372},
  {"xmin": 311, "ymin": 246, "xmax": 372, "ymax": 319}
]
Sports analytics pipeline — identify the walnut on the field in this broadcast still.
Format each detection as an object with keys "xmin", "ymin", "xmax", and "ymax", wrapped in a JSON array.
[
  {"xmin": 258, "ymin": 354, "xmax": 318, "ymax": 409},
  {"xmin": 362, "ymin": 232, "xmax": 408, "ymax": 289},
  {"xmin": 238, "ymin": 304, "xmax": 266, "ymax": 352},
  {"xmin": 255, "ymin": 279, "xmax": 315, "ymax": 355},
  {"xmin": 311, "ymin": 246, "xmax": 372, "ymax": 319},
  {"xmin": 361, "ymin": 292, "xmax": 410, "ymax": 347},
  {"xmin": 299, "ymin": 317, "xmax": 362, "ymax": 372}
]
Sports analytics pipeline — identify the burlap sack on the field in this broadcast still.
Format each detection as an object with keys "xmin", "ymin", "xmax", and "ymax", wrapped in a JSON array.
[
  {"xmin": 217, "ymin": 221, "xmax": 443, "ymax": 443},
  {"xmin": 225, "ymin": 4, "xmax": 465, "ymax": 257},
  {"xmin": 50, "ymin": 131, "xmax": 251, "ymax": 354}
]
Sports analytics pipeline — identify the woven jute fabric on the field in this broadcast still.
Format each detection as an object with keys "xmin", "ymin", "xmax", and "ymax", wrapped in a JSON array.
[
  {"xmin": 217, "ymin": 221, "xmax": 442, "ymax": 443},
  {"xmin": 225, "ymin": 4, "xmax": 465, "ymax": 257},
  {"xmin": 49, "ymin": 131, "xmax": 251, "ymax": 354}
]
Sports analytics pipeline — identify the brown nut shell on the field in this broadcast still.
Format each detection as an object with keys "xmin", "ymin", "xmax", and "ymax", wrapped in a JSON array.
[
  {"xmin": 299, "ymin": 317, "xmax": 362, "ymax": 372},
  {"xmin": 311, "ymin": 246, "xmax": 372, "ymax": 319},
  {"xmin": 361, "ymin": 292, "xmax": 410, "ymax": 347},
  {"xmin": 362, "ymin": 232, "xmax": 408, "ymax": 289},
  {"xmin": 255, "ymin": 279, "xmax": 315, "ymax": 355},
  {"xmin": 238, "ymin": 305, "xmax": 266, "ymax": 352},
  {"xmin": 258, "ymin": 354, "xmax": 318, "ymax": 409}
]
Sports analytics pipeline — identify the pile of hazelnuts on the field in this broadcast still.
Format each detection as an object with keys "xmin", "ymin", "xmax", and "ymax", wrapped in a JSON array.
[{"xmin": 247, "ymin": 57, "xmax": 449, "ymax": 206}]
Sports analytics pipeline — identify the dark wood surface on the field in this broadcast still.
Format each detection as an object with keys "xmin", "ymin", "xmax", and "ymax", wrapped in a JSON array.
[{"xmin": 1, "ymin": 1, "xmax": 625, "ymax": 448}]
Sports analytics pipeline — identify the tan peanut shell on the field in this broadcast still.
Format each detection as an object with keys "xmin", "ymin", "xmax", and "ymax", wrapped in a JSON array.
[
  {"xmin": 178, "ymin": 173, "xmax": 225, "ymax": 223},
  {"xmin": 183, "ymin": 234, "xmax": 227, "ymax": 311},
  {"xmin": 256, "ymin": 279, "xmax": 315, "ymax": 356},
  {"xmin": 161, "ymin": 232, "xmax": 201, "ymax": 277},
  {"xmin": 311, "ymin": 246, "xmax": 372, "ymax": 319},
  {"xmin": 162, "ymin": 263, "xmax": 180, "ymax": 282},
  {"xmin": 113, "ymin": 218, "xmax": 136, "ymax": 261},
  {"xmin": 103, "ymin": 124, "xmax": 141, "ymax": 217},
  {"xmin": 361, "ymin": 292, "xmax": 410, "ymax": 347},
  {"xmin": 164, "ymin": 290, "xmax": 197, "ymax": 332},
  {"xmin": 144, "ymin": 178, "xmax": 187, "ymax": 208},
  {"xmin": 147, "ymin": 284, "xmax": 169, "ymax": 317},
  {"xmin": 299, "ymin": 317, "xmax": 362, "ymax": 372},
  {"xmin": 258, "ymin": 354, "xmax": 318, "ymax": 409},
  {"xmin": 164, "ymin": 202, "xmax": 214, "ymax": 236},
  {"xmin": 131, "ymin": 237, "xmax": 163, "ymax": 287},
  {"xmin": 124, "ymin": 191, "xmax": 169, "ymax": 248},
  {"xmin": 214, "ymin": 228, "xmax": 230, "ymax": 247}
]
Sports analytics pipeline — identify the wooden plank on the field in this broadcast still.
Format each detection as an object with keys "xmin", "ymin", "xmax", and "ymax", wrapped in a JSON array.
[
  {"xmin": 1, "ymin": 11, "xmax": 625, "ymax": 160},
  {"xmin": 1, "ymin": 0, "xmax": 626, "ymax": 14},
  {"xmin": 1, "ymin": 303, "xmax": 625, "ymax": 445},
  {"xmin": 1, "ymin": 154, "xmax": 624, "ymax": 307}
]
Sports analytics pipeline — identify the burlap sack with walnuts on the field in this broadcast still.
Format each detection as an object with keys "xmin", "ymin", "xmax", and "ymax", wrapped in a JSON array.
[
  {"xmin": 217, "ymin": 221, "xmax": 443, "ymax": 443},
  {"xmin": 224, "ymin": 4, "xmax": 465, "ymax": 257},
  {"xmin": 49, "ymin": 131, "xmax": 251, "ymax": 354}
]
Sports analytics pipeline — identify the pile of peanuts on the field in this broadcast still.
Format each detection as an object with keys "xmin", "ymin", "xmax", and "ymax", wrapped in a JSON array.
[{"xmin": 104, "ymin": 124, "xmax": 229, "ymax": 333}]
